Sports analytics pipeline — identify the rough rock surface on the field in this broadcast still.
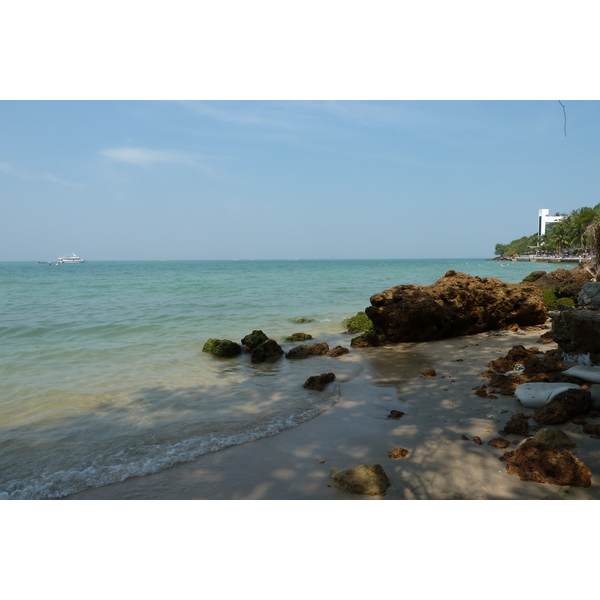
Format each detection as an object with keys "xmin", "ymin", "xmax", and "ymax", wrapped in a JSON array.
[
  {"xmin": 552, "ymin": 309, "xmax": 600, "ymax": 361},
  {"xmin": 365, "ymin": 271, "xmax": 547, "ymax": 344},
  {"xmin": 330, "ymin": 464, "xmax": 391, "ymax": 495},
  {"xmin": 202, "ymin": 338, "xmax": 242, "ymax": 358},
  {"xmin": 533, "ymin": 428, "xmax": 577, "ymax": 449},
  {"xmin": 388, "ymin": 447, "xmax": 410, "ymax": 459},
  {"xmin": 303, "ymin": 372, "xmax": 335, "ymax": 391},
  {"xmin": 532, "ymin": 388, "xmax": 592, "ymax": 425},
  {"xmin": 578, "ymin": 282, "xmax": 600, "ymax": 310},
  {"xmin": 501, "ymin": 413, "xmax": 530, "ymax": 436},
  {"xmin": 528, "ymin": 267, "xmax": 592, "ymax": 303},
  {"xmin": 500, "ymin": 438, "xmax": 592, "ymax": 487},
  {"xmin": 241, "ymin": 330, "xmax": 269, "ymax": 350},
  {"xmin": 326, "ymin": 346, "xmax": 350, "ymax": 358},
  {"xmin": 284, "ymin": 332, "xmax": 313, "ymax": 342},
  {"xmin": 251, "ymin": 339, "xmax": 284, "ymax": 364},
  {"xmin": 286, "ymin": 342, "xmax": 330, "ymax": 359}
]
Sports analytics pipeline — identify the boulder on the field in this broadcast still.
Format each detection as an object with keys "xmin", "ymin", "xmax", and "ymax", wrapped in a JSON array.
[
  {"xmin": 284, "ymin": 332, "xmax": 313, "ymax": 342},
  {"xmin": 241, "ymin": 330, "xmax": 269, "ymax": 350},
  {"xmin": 327, "ymin": 346, "xmax": 350, "ymax": 357},
  {"xmin": 330, "ymin": 464, "xmax": 391, "ymax": 495},
  {"xmin": 552, "ymin": 309, "xmax": 600, "ymax": 362},
  {"xmin": 532, "ymin": 388, "xmax": 592, "ymax": 425},
  {"xmin": 365, "ymin": 271, "xmax": 547, "ymax": 344},
  {"xmin": 286, "ymin": 342, "xmax": 330, "ymax": 359},
  {"xmin": 251, "ymin": 339, "xmax": 284, "ymax": 364},
  {"xmin": 533, "ymin": 428, "xmax": 577, "ymax": 449},
  {"xmin": 500, "ymin": 438, "xmax": 592, "ymax": 487},
  {"xmin": 303, "ymin": 372, "xmax": 335, "ymax": 391},
  {"xmin": 202, "ymin": 338, "xmax": 242, "ymax": 358},
  {"xmin": 578, "ymin": 282, "xmax": 600, "ymax": 310}
]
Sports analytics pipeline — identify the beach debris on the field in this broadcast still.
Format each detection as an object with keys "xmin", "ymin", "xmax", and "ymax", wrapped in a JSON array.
[
  {"xmin": 421, "ymin": 368, "xmax": 436, "ymax": 378},
  {"xmin": 330, "ymin": 464, "xmax": 391, "ymax": 495},
  {"xmin": 488, "ymin": 437, "xmax": 510, "ymax": 449},
  {"xmin": 461, "ymin": 434, "xmax": 469, "ymax": 440},
  {"xmin": 202, "ymin": 338, "xmax": 242, "ymax": 358},
  {"xmin": 326, "ymin": 345, "xmax": 350, "ymax": 358},
  {"xmin": 303, "ymin": 372, "xmax": 335, "ymax": 391},
  {"xmin": 284, "ymin": 332, "xmax": 313, "ymax": 342},
  {"xmin": 532, "ymin": 388, "xmax": 592, "ymax": 425},
  {"xmin": 533, "ymin": 428, "xmax": 577, "ymax": 449},
  {"xmin": 504, "ymin": 363, "xmax": 525, "ymax": 376},
  {"xmin": 286, "ymin": 342, "xmax": 330, "ymax": 359},
  {"xmin": 251, "ymin": 339, "xmax": 284, "ymax": 364},
  {"xmin": 472, "ymin": 436, "xmax": 483, "ymax": 445},
  {"xmin": 500, "ymin": 412, "xmax": 530, "ymax": 436},
  {"xmin": 515, "ymin": 382, "xmax": 583, "ymax": 408},
  {"xmin": 387, "ymin": 410, "xmax": 405, "ymax": 419},
  {"xmin": 500, "ymin": 438, "xmax": 592, "ymax": 487},
  {"xmin": 363, "ymin": 270, "xmax": 547, "ymax": 344},
  {"xmin": 241, "ymin": 330, "xmax": 269, "ymax": 350},
  {"xmin": 388, "ymin": 447, "xmax": 410, "ymax": 459}
]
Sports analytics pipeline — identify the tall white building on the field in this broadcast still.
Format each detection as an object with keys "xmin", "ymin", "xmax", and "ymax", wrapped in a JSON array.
[{"xmin": 538, "ymin": 209, "xmax": 565, "ymax": 236}]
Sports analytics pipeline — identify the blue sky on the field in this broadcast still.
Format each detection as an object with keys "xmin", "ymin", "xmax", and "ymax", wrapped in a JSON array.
[{"xmin": 2, "ymin": 100, "xmax": 600, "ymax": 261}]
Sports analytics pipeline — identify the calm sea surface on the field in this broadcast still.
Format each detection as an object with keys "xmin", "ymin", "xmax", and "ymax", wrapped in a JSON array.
[{"xmin": 0, "ymin": 258, "xmax": 562, "ymax": 499}]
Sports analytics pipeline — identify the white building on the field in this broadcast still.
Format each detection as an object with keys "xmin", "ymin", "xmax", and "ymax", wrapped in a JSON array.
[{"xmin": 538, "ymin": 209, "xmax": 565, "ymax": 236}]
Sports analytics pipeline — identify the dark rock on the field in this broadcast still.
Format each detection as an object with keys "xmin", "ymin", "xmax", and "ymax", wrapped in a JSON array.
[
  {"xmin": 364, "ymin": 271, "xmax": 547, "ymax": 344},
  {"xmin": 529, "ymin": 267, "xmax": 592, "ymax": 307},
  {"xmin": 578, "ymin": 282, "xmax": 600, "ymax": 310},
  {"xmin": 202, "ymin": 338, "xmax": 242, "ymax": 358},
  {"xmin": 582, "ymin": 423, "xmax": 600, "ymax": 438},
  {"xmin": 330, "ymin": 464, "xmax": 391, "ymax": 495},
  {"xmin": 286, "ymin": 342, "xmax": 330, "ymax": 359},
  {"xmin": 552, "ymin": 310, "xmax": 600, "ymax": 361},
  {"xmin": 251, "ymin": 339, "xmax": 284, "ymax": 364},
  {"xmin": 303, "ymin": 372, "xmax": 335, "ymax": 391},
  {"xmin": 488, "ymin": 437, "xmax": 510, "ymax": 449},
  {"xmin": 293, "ymin": 317, "xmax": 314, "ymax": 323},
  {"xmin": 387, "ymin": 410, "xmax": 405, "ymax": 419},
  {"xmin": 284, "ymin": 332, "xmax": 313, "ymax": 342},
  {"xmin": 350, "ymin": 329, "xmax": 387, "ymax": 348},
  {"xmin": 533, "ymin": 388, "xmax": 592, "ymax": 425},
  {"xmin": 421, "ymin": 368, "xmax": 436, "ymax": 378},
  {"xmin": 473, "ymin": 436, "xmax": 483, "ymax": 445},
  {"xmin": 500, "ymin": 438, "xmax": 592, "ymax": 487},
  {"xmin": 327, "ymin": 346, "xmax": 350, "ymax": 358},
  {"xmin": 502, "ymin": 413, "xmax": 530, "ymax": 436},
  {"xmin": 241, "ymin": 330, "xmax": 269, "ymax": 350}
]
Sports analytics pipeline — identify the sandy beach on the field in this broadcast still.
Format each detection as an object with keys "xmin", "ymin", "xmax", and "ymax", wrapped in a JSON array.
[{"xmin": 65, "ymin": 322, "xmax": 600, "ymax": 501}]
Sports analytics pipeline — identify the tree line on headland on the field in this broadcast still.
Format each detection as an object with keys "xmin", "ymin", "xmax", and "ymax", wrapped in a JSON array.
[{"xmin": 495, "ymin": 204, "xmax": 600, "ymax": 260}]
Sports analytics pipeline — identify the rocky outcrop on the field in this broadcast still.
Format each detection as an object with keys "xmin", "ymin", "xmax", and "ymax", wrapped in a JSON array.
[
  {"xmin": 284, "ymin": 332, "xmax": 313, "ymax": 342},
  {"xmin": 330, "ymin": 464, "xmax": 391, "ymax": 495},
  {"xmin": 251, "ymin": 339, "xmax": 284, "ymax": 364},
  {"xmin": 525, "ymin": 267, "xmax": 592, "ymax": 309},
  {"xmin": 364, "ymin": 271, "xmax": 547, "ymax": 344},
  {"xmin": 286, "ymin": 342, "xmax": 330, "ymax": 359},
  {"xmin": 202, "ymin": 338, "xmax": 242, "ymax": 358},
  {"xmin": 303, "ymin": 372, "xmax": 335, "ymax": 391},
  {"xmin": 241, "ymin": 330, "xmax": 269, "ymax": 350},
  {"xmin": 500, "ymin": 438, "xmax": 592, "ymax": 487}
]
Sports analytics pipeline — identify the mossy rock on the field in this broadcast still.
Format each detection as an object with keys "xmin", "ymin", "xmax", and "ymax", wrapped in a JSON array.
[
  {"xmin": 284, "ymin": 332, "xmax": 313, "ymax": 342},
  {"xmin": 202, "ymin": 338, "xmax": 242, "ymax": 358},
  {"xmin": 343, "ymin": 311, "xmax": 373, "ymax": 333},
  {"xmin": 241, "ymin": 330, "xmax": 269, "ymax": 350},
  {"xmin": 557, "ymin": 297, "xmax": 576, "ymax": 308},
  {"xmin": 293, "ymin": 317, "xmax": 315, "ymax": 323},
  {"xmin": 522, "ymin": 271, "xmax": 547, "ymax": 283},
  {"xmin": 350, "ymin": 329, "xmax": 387, "ymax": 348},
  {"xmin": 251, "ymin": 339, "xmax": 284, "ymax": 364},
  {"xmin": 542, "ymin": 289, "xmax": 559, "ymax": 310}
]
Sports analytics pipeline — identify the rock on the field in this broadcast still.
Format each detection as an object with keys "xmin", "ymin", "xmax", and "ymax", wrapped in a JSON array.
[
  {"xmin": 502, "ymin": 413, "xmax": 530, "ymax": 436},
  {"xmin": 364, "ymin": 271, "xmax": 547, "ymax": 344},
  {"xmin": 552, "ymin": 309, "xmax": 600, "ymax": 362},
  {"xmin": 388, "ymin": 447, "xmax": 410, "ymax": 458},
  {"xmin": 350, "ymin": 329, "xmax": 387, "ymax": 348},
  {"xmin": 286, "ymin": 342, "xmax": 330, "ymax": 359},
  {"xmin": 293, "ymin": 317, "xmax": 314, "ymax": 323},
  {"xmin": 533, "ymin": 428, "xmax": 577, "ymax": 449},
  {"xmin": 241, "ymin": 330, "xmax": 269, "ymax": 350},
  {"xmin": 202, "ymin": 338, "xmax": 242, "ymax": 358},
  {"xmin": 284, "ymin": 332, "xmax": 313, "ymax": 342},
  {"xmin": 582, "ymin": 424, "xmax": 600, "ymax": 438},
  {"xmin": 343, "ymin": 311, "xmax": 373, "ymax": 333},
  {"xmin": 330, "ymin": 464, "xmax": 391, "ymax": 495},
  {"xmin": 473, "ymin": 436, "xmax": 483, "ymax": 445},
  {"xmin": 488, "ymin": 437, "xmax": 510, "ymax": 449},
  {"xmin": 421, "ymin": 368, "xmax": 436, "ymax": 378},
  {"xmin": 533, "ymin": 388, "xmax": 592, "ymax": 425},
  {"xmin": 251, "ymin": 339, "xmax": 284, "ymax": 364},
  {"xmin": 387, "ymin": 410, "xmax": 405, "ymax": 419},
  {"xmin": 529, "ymin": 267, "xmax": 592, "ymax": 309},
  {"xmin": 578, "ymin": 282, "xmax": 600, "ymax": 310},
  {"xmin": 500, "ymin": 438, "xmax": 592, "ymax": 487},
  {"xmin": 303, "ymin": 372, "xmax": 335, "ymax": 391},
  {"xmin": 326, "ymin": 346, "xmax": 350, "ymax": 358}
]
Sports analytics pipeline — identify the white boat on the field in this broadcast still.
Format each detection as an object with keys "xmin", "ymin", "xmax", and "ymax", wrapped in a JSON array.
[{"xmin": 57, "ymin": 253, "xmax": 85, "ymax": 264}]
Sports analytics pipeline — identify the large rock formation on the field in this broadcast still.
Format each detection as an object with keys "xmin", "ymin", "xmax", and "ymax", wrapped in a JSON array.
[
  {"xmin": 364, "ymin": 271, "xmax": 547, "ymax": 344},
  {"xmin": 552, "ymin": 309, "xmax": 600, "ymax": 362}
]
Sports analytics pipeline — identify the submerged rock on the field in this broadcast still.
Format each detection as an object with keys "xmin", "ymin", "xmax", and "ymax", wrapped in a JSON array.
[
  {"xmin": 365, "ymin": 271, "xmax": 546, "ymax": 343},
  {"xmin": 202, "ymin": 338, "xmax": 242, "ymax": 358},
  {"xmin": 327, "ymin": 346, "xmax": 349, "ymax": 358},
  {"xmin": 241, "ymin": 330, "xmax": 269, "ymax": 351},
  {"xmin": 500, "ymin": 438, "xmax": 592, "ymax": 487},
  {"xmin": 303, "ymin": 372, "xmax": 335, "ymax": 391},
  {"xmin": 284, "ymin": 332, "xmax": 313, "ymax": 342},
  {"xmin": 286, "ymin": 342, "xmax": 330, "ymax": 359},
  {"xmin": 330, "ymin": 464, "xmax": 391, "ymax": 495}
]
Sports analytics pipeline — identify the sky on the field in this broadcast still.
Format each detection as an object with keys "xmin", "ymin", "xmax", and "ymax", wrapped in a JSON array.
[{"xmin": 2, "ymin": 100, "xmax": 600, "ymax": 261}]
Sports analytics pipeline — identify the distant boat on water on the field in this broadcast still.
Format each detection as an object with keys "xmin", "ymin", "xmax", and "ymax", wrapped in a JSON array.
[{"xmin": 56, "ymin": 253, "xmax": 85, "ymax": 264}]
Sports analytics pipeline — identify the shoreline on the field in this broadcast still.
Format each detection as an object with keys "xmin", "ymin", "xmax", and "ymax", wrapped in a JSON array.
[{"xmin": 66, "ymin": 324, "xmax": 600, "ymax": 500}]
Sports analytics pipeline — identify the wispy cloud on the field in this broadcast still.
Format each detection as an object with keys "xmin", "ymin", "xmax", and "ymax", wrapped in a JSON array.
[
  {"xmin": 0, "ymin": 162, "xmax": 81, "ymax": 187},
  {"xmin": 101, "ymin": 146, "xmax": 214, "ymax": 174}
]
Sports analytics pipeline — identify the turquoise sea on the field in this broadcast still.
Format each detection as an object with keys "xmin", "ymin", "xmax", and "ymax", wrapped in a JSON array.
[{"xmin": 0, "ymin": 258, "xmax": 563, "ymax": 499}]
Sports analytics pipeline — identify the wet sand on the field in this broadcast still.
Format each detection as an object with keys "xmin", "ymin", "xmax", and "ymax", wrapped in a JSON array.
[{"xmin": 67, "ymin": 324, "xmax": 600, "ymax": 500}]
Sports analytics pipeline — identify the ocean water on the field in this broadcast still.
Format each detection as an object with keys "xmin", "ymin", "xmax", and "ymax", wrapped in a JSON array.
[{"xmin": 0, "ymin": 258, "xmax": 563, "ymax": 499}]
